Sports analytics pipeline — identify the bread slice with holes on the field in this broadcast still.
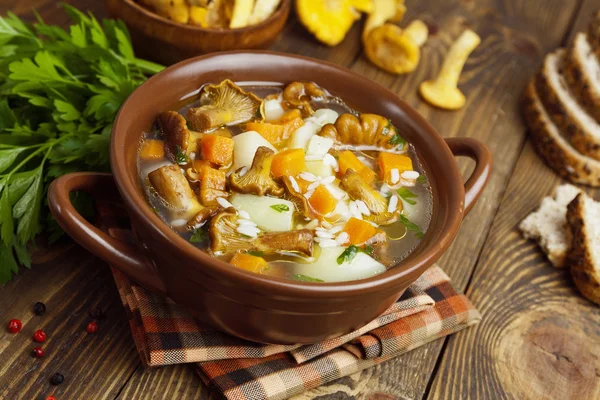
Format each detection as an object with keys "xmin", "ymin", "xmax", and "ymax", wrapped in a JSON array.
[
  {"xmin": 564, "ymin": 33, "xmax": 600, "ymax": 123},
  {"xmin": 522, "ymin": 80, "xmax": 600, "ymax": 186},
  {"xmin": 567, "ymin": 193, "xmax": 600, "ymax": 305},
  {"xmin": 520, "ymin": 184, "xmax": 582, "ymax": 267},
  {"xmin": 536, "ymin": 49, "xmax": 600, "ymax": 160}
]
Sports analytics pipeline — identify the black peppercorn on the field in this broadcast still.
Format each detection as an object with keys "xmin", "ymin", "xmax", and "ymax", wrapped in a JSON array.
[
  {"xmin": 50, "ymin": 373, "xmax": 64, "ymax": 385},
  {"xmin": 33, "ymin": 302, "xmax": 46, "ymax": 316},
  {"xmin": 89, "ymin": 307, "xmax": 104, "ymax": 320}
]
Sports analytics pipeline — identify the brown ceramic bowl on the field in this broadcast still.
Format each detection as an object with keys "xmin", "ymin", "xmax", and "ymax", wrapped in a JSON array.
[
  {"xmin": 48, "ymin": 51, "xmax": 492, "ymax": 345},
  {"xmin": 105, "ymin": 0, "xmax": 291, "ymax": 65}
]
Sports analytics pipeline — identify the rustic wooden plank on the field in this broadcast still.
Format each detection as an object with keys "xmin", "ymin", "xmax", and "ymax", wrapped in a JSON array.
[{"xmin": 427, "ymin": 0, "xmax": 600, "ymax": 397}]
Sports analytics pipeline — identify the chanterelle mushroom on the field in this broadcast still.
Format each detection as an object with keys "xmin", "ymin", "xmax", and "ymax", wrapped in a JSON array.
[
  {"xmin": 362, "ymin": 0, "xmax": 406, "ymax": 43},
  {"xmin": 282, "ymin": 81, "xmax": 326, "ymax": 116},
  {"xmin": 187, "ymin": 80, "xmax": 263, "ymax": 131},
  {"xmin": 296, "ymin": 0, "xmax": 361, "ymax": 47},
  {"xmin": 148, "ymin": 165, "xmax": 218, "ymax": 229},
  {"xmin": 229, "ymin": 146, "xmax": 284, "ymax": 196},
  {"xmin": 209, "ymin": 210, "xmax": 314, "ymax": 256},
  {"xmin": 364, "ymin": 20, "xmax": 429, "ymax": 75},
  {"xmin": 419, "ymin": 29, "xmax": 481, "ymax": 110},
  {"xmin": 319, "ymin": 113, "xmax": 405, "ymax": 150},
  {"xmin": 157, "ymin": 111, "xmax": 202, "ymax": 161},
  {"xmin": 340, "ymin": 169, "xmax": 400, "ymax": 225}
]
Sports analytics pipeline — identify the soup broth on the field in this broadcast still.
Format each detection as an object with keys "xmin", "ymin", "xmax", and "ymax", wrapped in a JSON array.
[{"xmin": 137, "ymin": 80, "xmax": 432, "ymax": 283}]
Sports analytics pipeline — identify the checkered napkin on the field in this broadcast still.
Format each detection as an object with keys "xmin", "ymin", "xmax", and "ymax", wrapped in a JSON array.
[{"xmin": 98, "ymin": 200, "xmax": 481, "ymax": 400}]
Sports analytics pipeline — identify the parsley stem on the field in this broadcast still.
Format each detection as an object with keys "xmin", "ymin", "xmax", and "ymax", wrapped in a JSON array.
[{"xmin": 1, "ymin": 134, "xmax": 73, "ymax": 180}]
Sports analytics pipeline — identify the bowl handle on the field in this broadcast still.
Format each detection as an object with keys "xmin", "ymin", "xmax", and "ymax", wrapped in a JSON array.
[
  {"xmin": 48, "ymin": 172, "xmax": 167, "ymax": 295},
  {"xmin": 444, "ymin": 137, "xmax": 493, "ymax": 215}
]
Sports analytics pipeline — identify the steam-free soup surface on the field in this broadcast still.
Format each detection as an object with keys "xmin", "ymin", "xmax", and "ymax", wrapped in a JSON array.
[{"xmin": 137, "ymin": 80, "xmax": 432, "ymax": 282}]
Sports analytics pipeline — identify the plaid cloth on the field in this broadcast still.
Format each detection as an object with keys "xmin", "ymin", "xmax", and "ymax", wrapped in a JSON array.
[{"xmin": 98, "ymin": 200, "xmax": 481, "ymax": 400}]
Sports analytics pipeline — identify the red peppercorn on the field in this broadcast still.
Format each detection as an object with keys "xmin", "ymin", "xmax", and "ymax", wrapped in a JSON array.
[
  {"xmin": 7, "ymin": 319, "xmax": 22, "ymax": 333},
  {"xmin": 32, "ymin": 347, "xmax": 44, "ymax": 358},
  {"xmin": 33, "ymin": 329, "xmax": 47, "ymax": 343},
  {"xmin": 86, "ymin": 321, "xmax": 98, "ymax": 333},
  {"xmin": 46, "ymin": 396, "xmax": 57, "ymax": 400}
]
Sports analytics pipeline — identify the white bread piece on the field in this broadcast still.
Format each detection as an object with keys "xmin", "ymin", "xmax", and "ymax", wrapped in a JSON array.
[
  {"xmin": 564, "ymin": 33, "xmax": 600, "ymax": 123},
  {"xmin": 536, "ymin": 49, "xmax": 600, "ymax": 160},
  {"xmin": 567, "ymin": 193, "xmax": 600, "ymax": 305},
  {"xmin": 522, "ymin": 80, "xmax": 600, "ymax": 187},
  {"xmin": 520, "ymin": 184, "xmax": 582, "ymax": 267}
]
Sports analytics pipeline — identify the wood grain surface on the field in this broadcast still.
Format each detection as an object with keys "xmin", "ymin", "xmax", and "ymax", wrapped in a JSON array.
[{"xmin": 1, "ymin": 0, "xmax": 599, "ymax": 399}]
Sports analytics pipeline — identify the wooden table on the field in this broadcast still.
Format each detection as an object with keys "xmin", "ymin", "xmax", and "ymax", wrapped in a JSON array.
[{"xmin": 2, "ymin": 0, "xmax": 600, "ymax": 399}]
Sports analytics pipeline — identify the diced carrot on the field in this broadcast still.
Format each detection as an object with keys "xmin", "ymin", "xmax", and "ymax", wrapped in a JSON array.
[
  {"xmin": 309, "ymin": 185, "xmax": 337, "ymax": 215},
  {"xmin": 192, "ymin": 159, "xmax": 211, "ymax": 177},
  {"xmin": 337, "ymin": 151, "xmax": 366, "ymax": 177},
  {"xmin": 200, "ymin": 188, "xmax": 228, "ymax": 206},
  {"xmin": 246, "ymin": 116, "xmax": 303, "ymax": 146},
  {"xmin": 377, "ymin": 152, "xmax": 413, "ymax": 184},
  {"xmin": 201, "ymin": 134, "xmax": 235, "ymax": 166},
  {"xmin": 343, "ymin": 217, "xmax": 377, "ymax": 245},
  {"xmin": 358, "ymin": 165, "xmax": 378, "ymax": 186},
  {"xmin": 272, "ymin": 109, "xmax": 302, "ymax": 124},
  {"xmin": 229, "ymin": 252, "xmax": 268, "ymax": 272},
  {"xmin": 200, "ymin": 165, "xmax": 227, "ymax": 191},
  {"xmin": 139, "ymin": 139, "xmax": 165, "ymax": 160},
  {"xmin": 271, "ymin": 148, "xmax": 306, "ymax": 178}
]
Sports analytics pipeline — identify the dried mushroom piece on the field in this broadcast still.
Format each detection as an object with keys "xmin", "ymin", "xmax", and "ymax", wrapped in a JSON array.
[
  {"xmin": 419, "ymin": 29, "xmax": 481, "ymax": 110},
  {"xmin": 229, "ymin": 147, "xmax": 284, "ymax": 196},
  {"xmin": 148, "ymin": 165, "xmax": 218, "ymax": 229},
  {"xmin": 282, "ymin": 81, "xmax": 326, "ymax": 116},
  {"xmin": 156, "ymin": 111, "xmax": 202, "ymax": 161},
  {"xmin": 341, "ymin": 169, "xmax": 400, "ymax": 225},
  {"xmin": 187, "ymin": 80, "xmax": 263, "ymax": 131},
  {"xmin": 209, "ymin": 210, "xmax": 314, "ymax": 256},
  {"xmin": 362, "ymin": 0, "xmax": 406, "ymax": 42},
  {"xmin": 319, "ymin": 113, "xmax": 401, "ymax": 150},
  {"xmin": 296, "ymin": 0, "xmax": 360, "ymax": 46},
  {"xmin": 364, "ymin": 20, "xmax": 428, "ymax": 75}
]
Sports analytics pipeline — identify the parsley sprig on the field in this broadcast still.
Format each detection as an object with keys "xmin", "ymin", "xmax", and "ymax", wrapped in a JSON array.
[
  {"xmin": 0, "ymin": 6, "xmax": 164, "ymax": 283},
  {"xmin": 336, "ymin": 244, "xmax": 375, "ymax": 265},
  {"xmin": 399, "ymin": 215, "xmax": 424, "ymax": 239}
]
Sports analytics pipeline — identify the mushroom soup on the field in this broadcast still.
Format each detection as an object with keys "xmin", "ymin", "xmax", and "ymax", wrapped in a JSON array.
[{"xmin": 137, "ymin": 80, "xmax": 432, "ymax": 282}]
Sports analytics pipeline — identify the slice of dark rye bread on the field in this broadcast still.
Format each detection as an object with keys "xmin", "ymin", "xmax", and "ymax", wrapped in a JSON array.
[
  {"xmin": 522, "ymin": 80, "xmax": 600, "ymax": 187},
  {"xmin": 567, "ymin": 193, "xmax": 600, "ymax": 305},
  {"xmin": 564, "ymin": 33, "xmax": 600, "ymax": 123},
  {"xmin": 536, "ymin": 49, "xmax": 600, "ymax": 161}
]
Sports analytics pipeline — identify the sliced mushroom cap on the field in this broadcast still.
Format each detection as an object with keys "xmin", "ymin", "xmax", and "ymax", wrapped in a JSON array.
[
  {"xmin": 156, "ymin": 111, "xmax": 200, "ymax": 160},
  {"xmin": 282, "ymin": 81, "xmax": 326, "ymax": 116},
  {"xmin": 229, "ymin": 146, "xmax": 284, "ymax": 196},
  {"xmin": 209, "ymin": 210, "xmax": 314, "ymax": 256},
  {"xmin": 281, "ymin": 176, "xmax": 314, "ymax": 219},
  {"xmin": 187, "ymin": 80, "xmax": 263, "ymax": 131},
  {"xmin": 319, "ymin": 113, "xmax": 401, "ymax": 150},
  {"xmin": 340, "ymin": 169, "xmax": 399, "ymax": 225}
]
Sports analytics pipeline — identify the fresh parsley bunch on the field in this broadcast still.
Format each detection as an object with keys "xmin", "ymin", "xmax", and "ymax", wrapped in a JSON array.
[{"xmin": 0, "ymin": 5, "xmax": 164, "ymax": 283}]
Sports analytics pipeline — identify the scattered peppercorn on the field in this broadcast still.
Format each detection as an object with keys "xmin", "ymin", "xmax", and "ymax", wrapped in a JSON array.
[
  {"xmin": 86, "ymin": 321, "xmax": 98, "ymax": 334},
  {"xmin": 7, "ymin": 319, "xmax": 22, "ymax": 333},
  {"xmin": 50, "ymin": 373, "xmax": 64, "ymax": 385},
  {"xmin": 89, "ymin": 307, "xmax": 104, "ymax": 320},
  {"xmin": 33, "ymin": 302, "xmax": 46, "ymax": 316},
  {"xmin": 32, "ymin": 347, "xmax": 44, "ymax": 358},
  {"xmin": 33, "ymin": 330, "xmax": 47, "ymax": 343},
  {"xmin": 46, "ymin": 396, "xmax": 57, "ymax": 400}
]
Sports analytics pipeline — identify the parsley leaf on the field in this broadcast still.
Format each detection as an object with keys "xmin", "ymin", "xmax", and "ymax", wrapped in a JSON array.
[
  {"xmin": 400, "ymin": 215, "xmax": 424, "ymax": 239},
  {"xmin": 270, "ymin": 204, "xmax": 290, "ymax": 213},
  {"xmin": 417, "ymin": 175, "xmax": 427, "ymax": 184},
  {"xmin": 175, "ymin": 146, "xmax": 188, "ymax": 164},
  {"xmin": 0, "ymin": 5, "xmax": 164, "ymax": 284},
  {"xmin": 247, "ymin": 250, "xmax": 264, "ymax": 257},
  {"xmin": 337, "ymin": 245, "xmax": 359, "ymax": 265},
  {"xmin": 397, "ymin": 187, "xmax": 418, "ymax": 205},
  {"xmin": 291, "ymin": 274, "xmax": 324, "ymax": 282},
  {"xmin": 189, "ymin": 227, "xmax": 208, "ymax": 243},
  {"xmin": 389, "ymin": 134, "xmax": 406, "ymax": 147}
]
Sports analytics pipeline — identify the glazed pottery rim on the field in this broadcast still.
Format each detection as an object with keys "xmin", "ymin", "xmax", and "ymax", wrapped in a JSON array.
[
  {"xmin": 120, "ymin": 0, "xmax": 290, "ymax": 34},
  {"xmin": 111, "ymin": 50, "xmax": 465, "ymax": 297}
]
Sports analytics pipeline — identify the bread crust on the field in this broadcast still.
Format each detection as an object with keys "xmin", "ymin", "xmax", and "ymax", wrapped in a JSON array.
[
  {"xmin": 522, "ymin": 80, "xmax": 600, "ymax": 187},
  {"xmin": 536, "ymin": 50, "xmax": 600, "ymax": 160},
  {"xmin": 564, "ymin": 33, "xmax": 600, "ymax": 123},
  {"xmin": 567, "ymin": 194, "xmax": 600, "ymax": 305}
]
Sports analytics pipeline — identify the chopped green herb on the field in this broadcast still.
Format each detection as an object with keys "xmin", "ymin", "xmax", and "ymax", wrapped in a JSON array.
[
  {"xmin": 189, "ymin": 227, "xmax": 208, "ymax": 243},
  {"xmin": 247, "ymin": 250, "xmax": 264, "ymax": 257},
  {"xmin": 363, "ymin": 245, "xmax": 374, "ymax": 256},
  {"xmin": 337, "ymin": 245, "xmax": 359, "ymax": 265},
  {"xmin": 175, "ymin": 146, "xmax": 188, "ymax": 164},
  {"xmin": 291, "ymin": 274, "xmax": 324, "ymax": 282},
  {"xmin": 270, "ymin": 204, "xmax": 290, "ymax": 213},
  {"xmin": 397, "ymin": 187, "xmax": 418, "ymax": 205},
  {"xmin": 389, "ymin": 134, "xmax": 406, "ymax": 147},
  {"xmin": 400, "ymin": 215, "xmax": 424, "ymax": 238},
  {"xmin": 417, "ymin": 175, "xmax": 427, "ymax": 184}
]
